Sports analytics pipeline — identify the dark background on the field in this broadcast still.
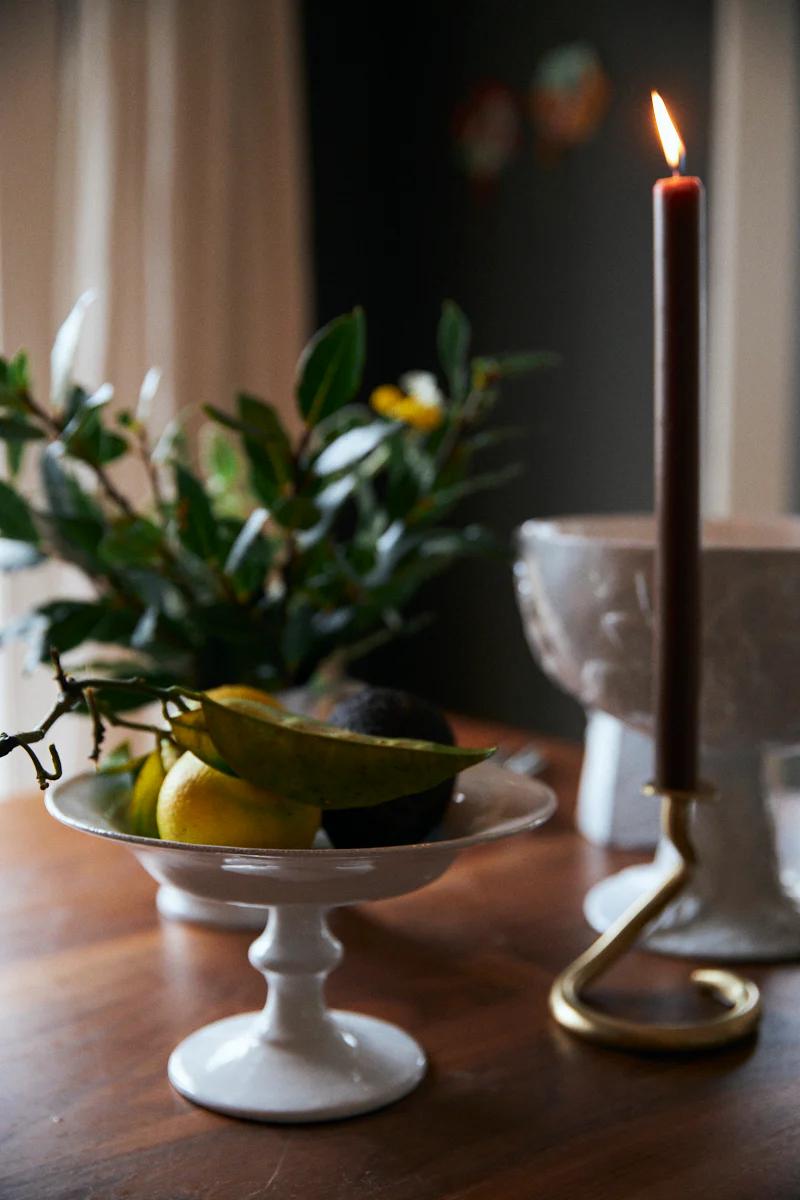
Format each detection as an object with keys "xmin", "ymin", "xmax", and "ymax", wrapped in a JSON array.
[{"xmin": 301, "ymin": 0, "xmax": 713, "ymax": 737}]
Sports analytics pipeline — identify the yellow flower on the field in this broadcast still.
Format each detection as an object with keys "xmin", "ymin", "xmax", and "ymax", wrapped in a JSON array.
[{"xmin": 370, "ymin": 371, "xmax": 444, "ymax": 433}]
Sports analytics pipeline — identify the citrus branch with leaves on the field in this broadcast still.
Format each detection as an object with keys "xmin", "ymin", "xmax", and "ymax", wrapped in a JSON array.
[{"xmin": 0, "ymin": 296, "xmax": 556, "ymax": 713}]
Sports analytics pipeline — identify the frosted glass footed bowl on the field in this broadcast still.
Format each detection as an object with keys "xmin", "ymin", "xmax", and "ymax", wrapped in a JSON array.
[
  {"xmin": 515, "ymin": 514, "xmax": 800, "ymax": 748},
  {"xmin": 514, "ymin": 514, "xmax": 800, "ymax": 961},
  {"xmin": 46, "ymin": 761, "xmax": 555, "ymax": 1122}
]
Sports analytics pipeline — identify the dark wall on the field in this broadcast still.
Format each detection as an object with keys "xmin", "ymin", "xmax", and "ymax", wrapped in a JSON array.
[{"xmin": 302, "ymin": 0, "xmax": 712, "ymax": 736}]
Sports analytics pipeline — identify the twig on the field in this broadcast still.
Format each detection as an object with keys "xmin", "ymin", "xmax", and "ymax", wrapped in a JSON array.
[
  {"xmin": 102, "ymin": 711, "xmax": 177, "ymax": 740},
  {"xmin": 84, "ymin": 687, "xmax": 105, "ymax": 763},
  {"xmin": 0, "ymin": 650, "xmax": 202, "ymax": 790}
]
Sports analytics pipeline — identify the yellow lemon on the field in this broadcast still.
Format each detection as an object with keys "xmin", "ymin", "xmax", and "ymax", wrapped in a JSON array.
[
  {"xmin": 128, "ymin": 741, "xmax": 180, "ymax": 838},
  {"xmin": 156, "ymin": 751, "xmax": 320, "ymax": 849}
]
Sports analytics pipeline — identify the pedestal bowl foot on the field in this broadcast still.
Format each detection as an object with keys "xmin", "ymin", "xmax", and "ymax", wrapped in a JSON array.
[{"xmin": 168, "ymin": 1010, "xmax": 426, "ymax": 1123}]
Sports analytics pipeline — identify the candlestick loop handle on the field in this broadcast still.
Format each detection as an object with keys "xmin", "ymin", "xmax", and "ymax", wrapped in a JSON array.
[{"xmin": 549, "ymin": 788, "xmax": 761, "ymax": 1052}]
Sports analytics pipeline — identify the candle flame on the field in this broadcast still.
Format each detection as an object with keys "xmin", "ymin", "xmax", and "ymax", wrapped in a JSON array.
[{"xmin": 651, "ymin": 91, "xmax": 685, "ymax": 171}]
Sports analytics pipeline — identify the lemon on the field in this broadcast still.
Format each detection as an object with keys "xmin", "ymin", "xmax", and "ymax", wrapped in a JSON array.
[
  {"xmin": 156, "ymin": 751, "xmax": 320, "ymax": 848},
  {"xmin": 128, "ymin": 741, "xmax": 180, "ymax": 837},
  {"xmin": 172, "ymin": 685, "xmax": 282, "ymax": 768}
]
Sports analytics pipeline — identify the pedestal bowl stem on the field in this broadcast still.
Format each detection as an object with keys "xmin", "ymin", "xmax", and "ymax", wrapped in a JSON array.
[{"xmin": 250, "ymin": 905, "xmax": 342, "ymax": 1046}]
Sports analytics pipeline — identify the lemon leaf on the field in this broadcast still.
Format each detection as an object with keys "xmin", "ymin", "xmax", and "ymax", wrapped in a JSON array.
[
  {"xmin": 170, "ymin": 708, "xmax": 236, "ymax": 776},
  {"xmin": 199, "ymin": 695, "xmax": 494, "ymax": 809}
]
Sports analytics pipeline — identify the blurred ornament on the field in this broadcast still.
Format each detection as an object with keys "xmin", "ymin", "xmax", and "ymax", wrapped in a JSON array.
[
  {"xmin": 452, "ymin": 81, "xmax": 522, "ymax": 195},
  {"xmin": 530, "ymin": 43, "xmax": 611, "ymax": 161}
]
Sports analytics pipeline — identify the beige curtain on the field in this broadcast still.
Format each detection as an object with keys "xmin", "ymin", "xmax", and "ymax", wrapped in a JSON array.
[{"xmin": 0, "ymin": 0, "xmax": 310, "ymax": 797}]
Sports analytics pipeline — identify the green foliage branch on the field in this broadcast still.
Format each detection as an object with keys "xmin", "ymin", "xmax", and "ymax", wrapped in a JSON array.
[{"xmin": 0, "ymin": 297, "xmax": 555, "ymax": 706}]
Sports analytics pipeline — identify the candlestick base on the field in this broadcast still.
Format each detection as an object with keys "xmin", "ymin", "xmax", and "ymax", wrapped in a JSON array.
[{"xmin": 550, "ymin": 784, "xmax": 762, "ymax": 1052}]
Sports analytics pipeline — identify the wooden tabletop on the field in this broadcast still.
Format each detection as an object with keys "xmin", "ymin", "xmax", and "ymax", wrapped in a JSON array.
[{"xmin": 2, "ymin": 717, "xmax": 799, "ymax": 1200}]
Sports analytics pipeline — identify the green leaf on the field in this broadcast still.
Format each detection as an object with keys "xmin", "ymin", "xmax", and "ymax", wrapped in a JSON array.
[
  {"xmin": 223, "ymin": 508, "xmax": 266, "ymax": 572},
  {"xmin": 198, "ymin": 693, "xmax": 493, "ymax": 809},
  {"xmin": 34, "ymin": 513, "xmax": 106, "ymax": 574},
  {"xmin": 0, "ymin": 539, "xmax": 44, "ymax": 571},
  {"xmin": 173, "ymin": 464, "xmax": 219, "ymax": 561},
  {"xmin": 438, "ymin": 300, "xmax": 471, "ymax": 403},
  {"xmin": 281, "ymin": 600, "xmax": 316, "ymax": 671},
  {"xmin": 296, "ymin": 309, "xmax": 366, "ymax": 425},
  {"xmin": 99, "ymin": 517, "xmax": 164, "ymax": 568},
  {"xmin": 98, "ymin": 741, "xmax": 142, "ymax": 774},
  {"xmin": 0, "ymin": 350, "xmax": 31, "ymax": 411},
  {"xmin": 40, "ymin": 444, "xmax": 105, "ymax": 522},
  {"xmin": 121, "ymin": 568, "xmax": 186, "ymax": 620},
  {"xmin": 51, "ymin": 291, "xmax": 95, "ymax": 411},
  {"xmin": 492, "ymin": 350, "xmax": 560, "ymax": 377},
  {"xmin": 37, "ymin": 446, "xmax": 109, "ymax": 572},
  {"xmin": 205, "ymin": 399, "xmax": 293, "ymax": 505},
  {"xmin": 131, "ymin": 604, "xmax": 159, "ymax": 649},
  {"xmin": 473, "ymin": 351, "xmax": 560, "ymax": 384},
  {"xmin": 0, "ymin": 480, "xmax": 39, "ymax": 543},
  {"xmin": 8, "ymin": 350, "xmax": 30, "ymax": 390},
  {"xmin": 238, "ymin": 394, "xmax": 292, "ymax": 504},
  {"xmin": 0, "ymin": 611, "xmax": 41, "ymax": 648},
  {"xmin": 0, "ymin": 415, "xmax": 45, "ymax": 441},
  {"xmin": 312, "ymin": 420, "xmax": 395, "ymax": 476},
  {"xmin": 223, "ymin": 508, "xmax": 275, "ymax": 593},
  {"xmin": 309, "ymin": 404, "xmax": 370, "ymax": 445},
  {"xmin": 204, "ymin": 429, "xmax": 239, "ymax": 489},
  {"xmin": 136, "ymin": 367, "xmax": 161, "ymax": 422},
  {"xmin": 5, "ymin": 439, "xmax": 25, "ymax": 478},
  {"xmin": 410, "ymin": 463, "xmax": 522, "ymax": 524},
  {"xmin": 415, "ymin": 524, "xmax": 501, "ymax": 559},
  {"xmin": 273, "ymin": 495, "xmax": 320, "ymax": 530},
  {"xmin": 62, "ymin": 384, "xmax": 128, "ymax": 466},
  {"xmin": 30, "ymin": 599, "xmax": 136, "ymax": 660},
  {"xmin": 152, "ymin": 417, "xmax": 188, "ymax": 465},
  {"xmin": 467, "ymin": 425, "xmax": 527, "ymax": 453},
  {"xmin": 384, "ymin": 436, "xmax": 436, "ymax": 520}
]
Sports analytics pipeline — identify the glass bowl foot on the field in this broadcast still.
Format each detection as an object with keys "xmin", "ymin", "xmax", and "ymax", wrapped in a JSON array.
[{"xmin": 584, "ymin": 862, "xmax": 800, "ymax": 961}]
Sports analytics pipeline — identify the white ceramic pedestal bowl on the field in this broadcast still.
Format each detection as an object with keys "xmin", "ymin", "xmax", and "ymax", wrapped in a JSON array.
[
  {"xmin": 46, "ymin": 761, "xmax": 554, "ymax": 1123},
  {"xmin": 515, "ymin": 513, "xmax": 800, "ymax": 962}
]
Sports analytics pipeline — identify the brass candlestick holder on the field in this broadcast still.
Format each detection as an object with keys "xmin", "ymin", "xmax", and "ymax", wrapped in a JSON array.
[{"xmin": 550, "ymin": 783, "xmax": 762, "ymax": 1051}]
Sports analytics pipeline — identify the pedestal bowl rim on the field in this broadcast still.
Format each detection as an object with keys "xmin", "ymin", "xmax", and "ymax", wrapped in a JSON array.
[
  {"xmin": 517, "ymin": 512, "xmax": 800, "ymax": 553},
  {"xmin": 45, "ymin": 760, "xmax": 556, "ymax": 863}
]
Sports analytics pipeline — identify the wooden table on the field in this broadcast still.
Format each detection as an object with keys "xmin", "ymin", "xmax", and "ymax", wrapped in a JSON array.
[{"xmin": 2, "ymin": 718, "xmax": 799, "ymax": 1200}]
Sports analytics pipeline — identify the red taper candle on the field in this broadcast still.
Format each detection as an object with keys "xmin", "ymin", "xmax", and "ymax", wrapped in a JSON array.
[{"xmin": 651, "ymin": 91, "xmax": 704, "ymax": 792}]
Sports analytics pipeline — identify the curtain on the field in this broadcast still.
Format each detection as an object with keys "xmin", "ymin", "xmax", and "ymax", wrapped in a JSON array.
[{"xmin": 0, "ymin": 0, "xmax": 310, "ymax": 797}]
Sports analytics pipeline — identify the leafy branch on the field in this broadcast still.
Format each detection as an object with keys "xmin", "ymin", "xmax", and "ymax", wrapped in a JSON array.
[{"xmin": 0, "ymin": 295, "xmax": 556, "ymax": 704}]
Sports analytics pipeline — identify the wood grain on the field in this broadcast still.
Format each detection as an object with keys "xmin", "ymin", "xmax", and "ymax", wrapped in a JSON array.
[{"xmin": 1, "ymin": 719, "xmax": 798, "ymax": 1200}]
